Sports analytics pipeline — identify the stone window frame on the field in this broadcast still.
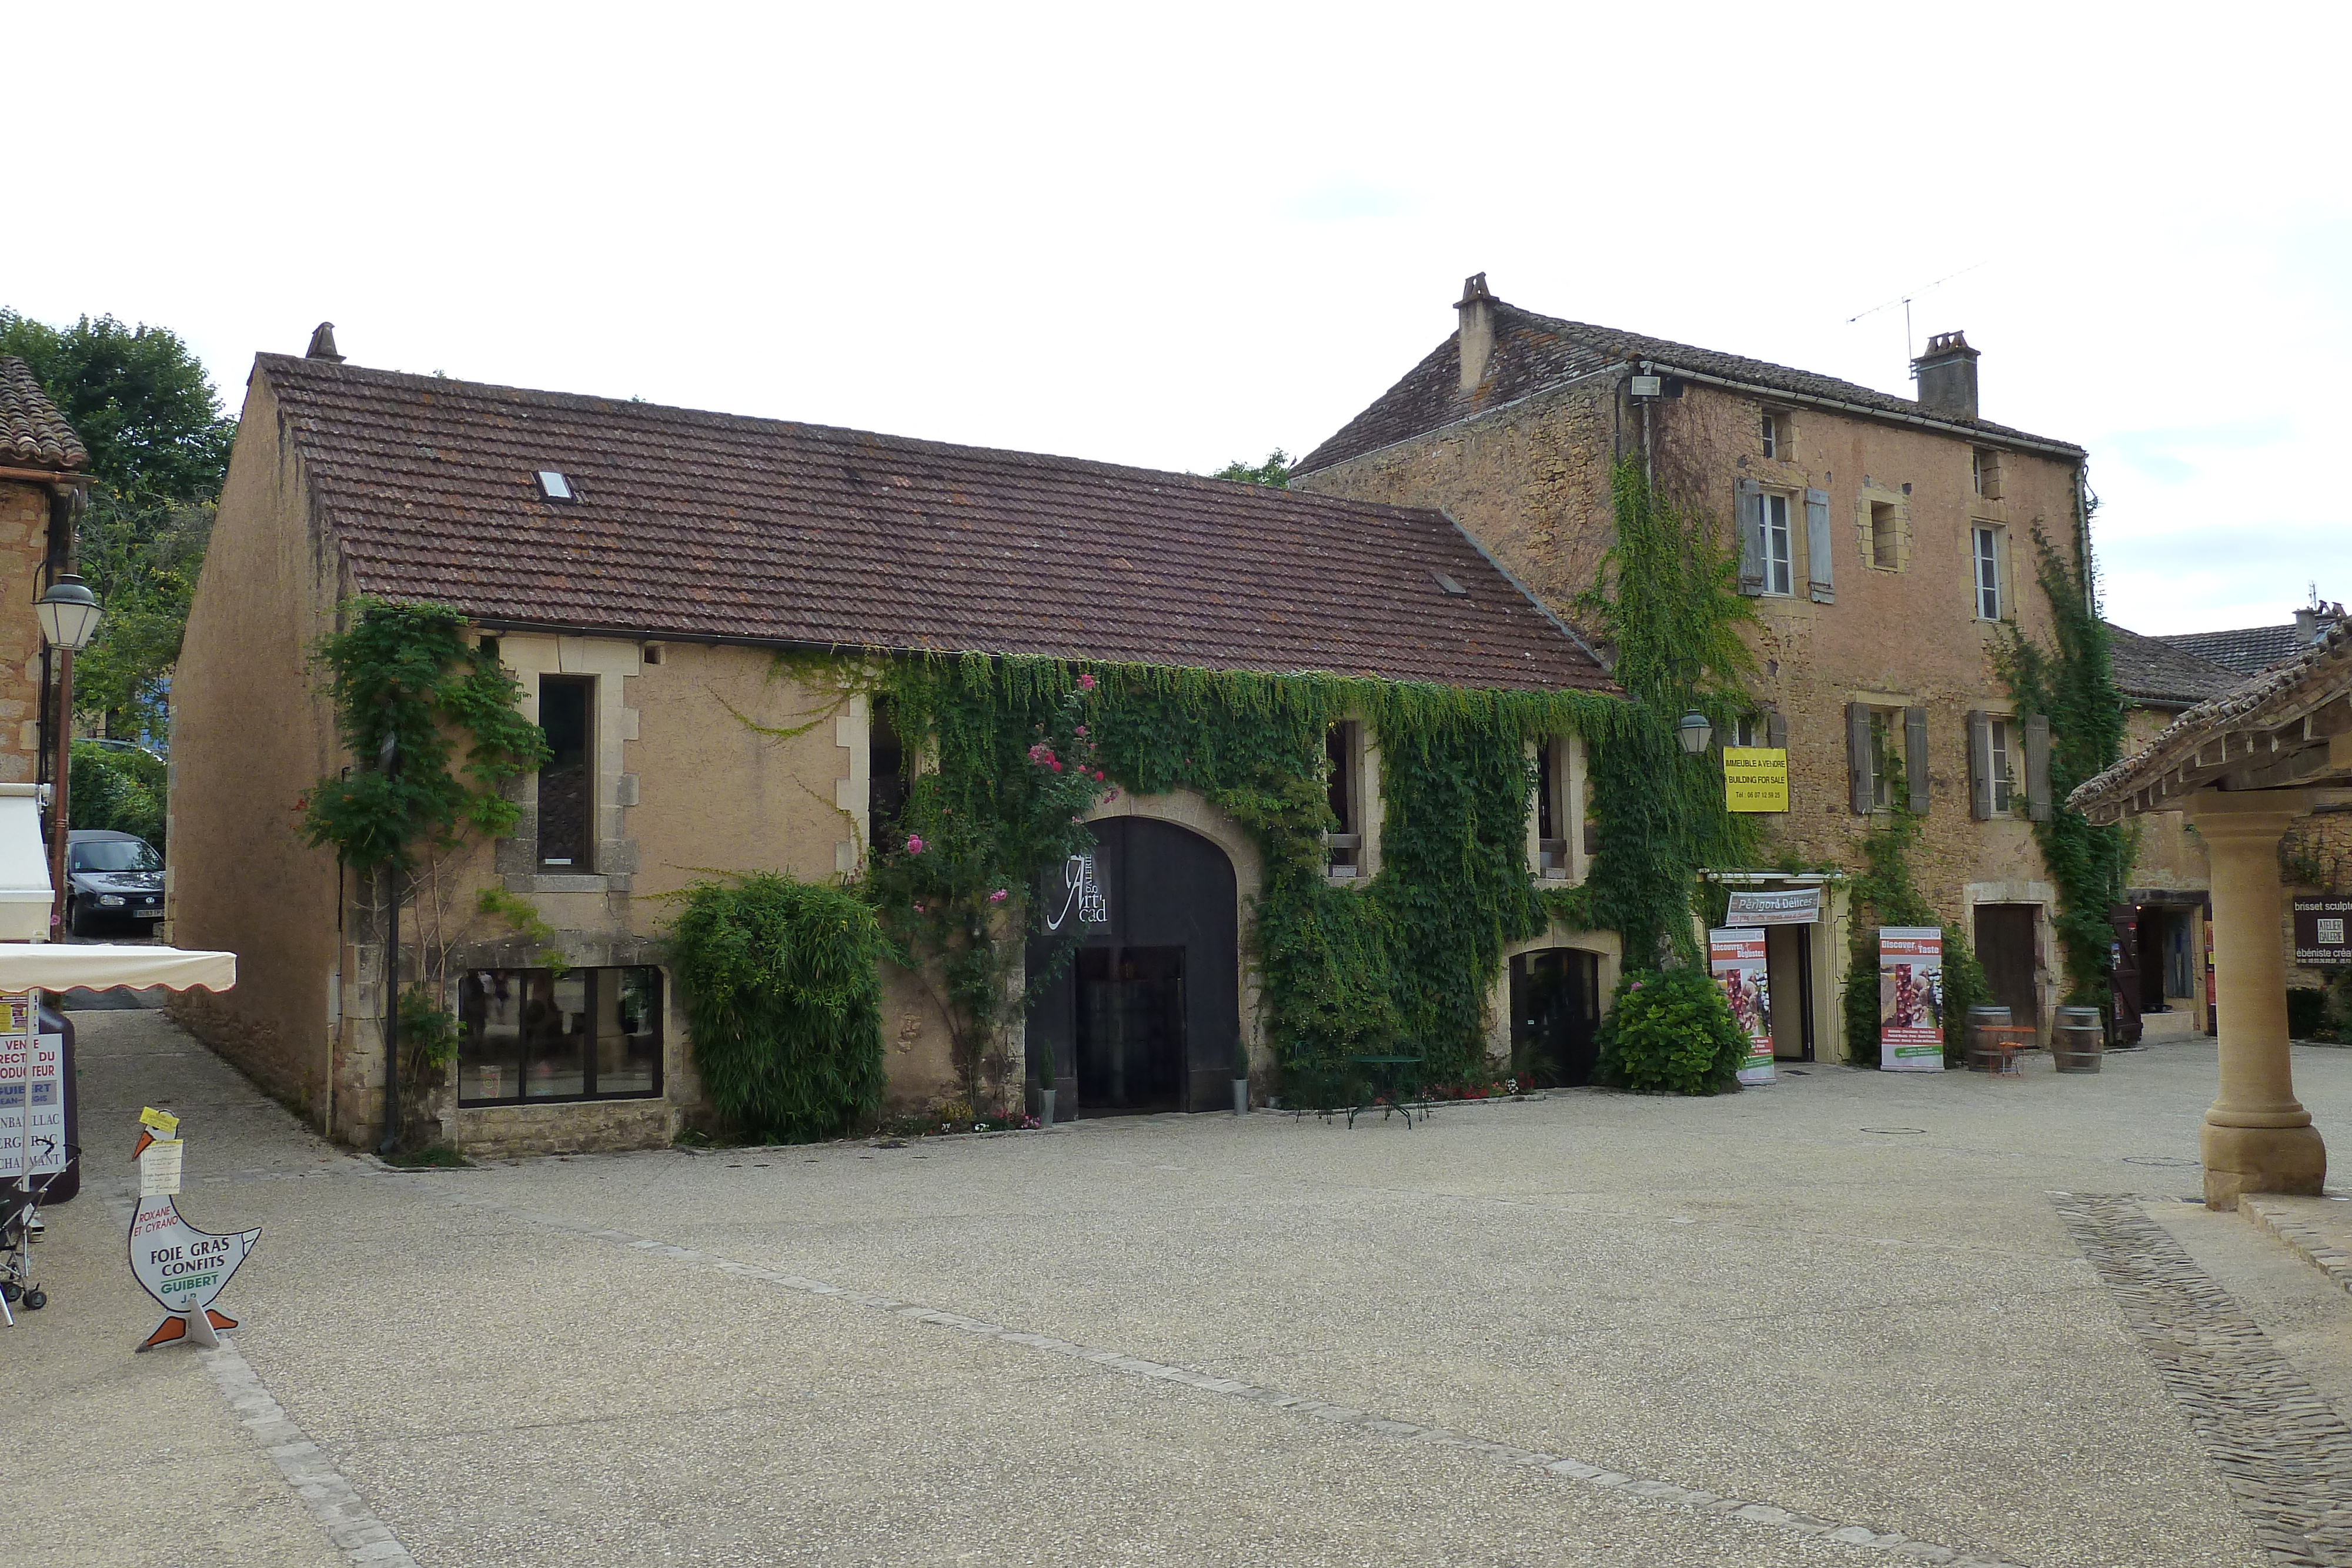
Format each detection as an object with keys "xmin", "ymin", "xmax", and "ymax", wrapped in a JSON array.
[
  {"xmin": 1857, "ymin": 482, "xmax": 1911, "ymax": 574},
  {"xmin": 1971, "ymin": 521, "xmax": 2009, "ymax": 623},
  {"xmin": 1760, "ymin": 406, "xmax": 1796, "ymax": 463},
  {"xmin": 490, "ymin": 634, "xmax": 642, "ymax": 895},
  {"xmin": 452, "ymin": 963, "xmax": 665, "ymax": 1107},
  {"xmin": 1525, "ymin": 731, "xmax": 1590, "ymax": 885}
]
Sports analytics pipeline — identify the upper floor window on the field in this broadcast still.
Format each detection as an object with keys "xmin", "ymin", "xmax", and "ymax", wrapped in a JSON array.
[
  {"xmin": 1326, "ymin": 721, "xmax": 1363, "ymax": 877},
  {"xmin": 1739, "ymin": 487, "xmax": 1795, "ymax": 596},
  {"xmin": 1534, "ymin": 734, "xmax": 1572, "ymax": 880},
  {"xmin": 869, "ymin": 697, "xmax": 908, "ymax": 849},
  {"xmin": 538, "ymin": 676, "xmax": 593, "ymax": 869},
  {"xmin": 1972, "ymin": 447, "xmax": 2003, "ymax": 500},
  {"xmin": 1870, "ymin": 502, "xmax": 1901, "ymax": 570},
  {"xmin": 1986, "ymin": 717, "xmax": 2016, "ymax": 814},
  {"xmin": 1760, "ymin": 410, "xmax": 1781, "ymax": 460},
  {"xmin": 1974, "ymin": 526, "xmax": 2003, "ymax": 621}
]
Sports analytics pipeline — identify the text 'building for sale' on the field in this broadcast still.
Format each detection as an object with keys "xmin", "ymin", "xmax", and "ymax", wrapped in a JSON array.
[{"xmin": 1293, "ymin": 276, "xmax": 2096, "ymax": 1059}]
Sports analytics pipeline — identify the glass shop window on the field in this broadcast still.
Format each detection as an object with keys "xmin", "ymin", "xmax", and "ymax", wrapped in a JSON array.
[{"xmin": 457, "ymin": 967, "xmax": 662, "ymax": 1105}]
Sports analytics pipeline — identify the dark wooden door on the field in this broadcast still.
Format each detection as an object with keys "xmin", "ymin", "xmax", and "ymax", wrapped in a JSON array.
[
  {"xmin": 1025, "ymin": 818, "xmax": 1240, "ymax": 1115},
  {"xmin": 1509, "ymin": 949, "xmax": 1601, "ymax": 1085},
  {"xmin": 1974, "ymin": 904, "xmax": 2041, "ymax": 1034},
  {"xmin": 2108, "ymin": 905, "xmax": 2143, "ymax": 1043}
]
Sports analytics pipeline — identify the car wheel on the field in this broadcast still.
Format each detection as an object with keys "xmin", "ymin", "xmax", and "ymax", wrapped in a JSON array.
[{"xmin": 66, "ymin": 898, "xmax": 87, "ymax": 938}]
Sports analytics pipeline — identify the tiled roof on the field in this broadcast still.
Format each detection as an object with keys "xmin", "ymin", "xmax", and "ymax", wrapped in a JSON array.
[
  {"xmin": 0, "ymin": 354, "xmax": 86, "ymax": 471},
  {"xmin": 2104, "ymin": 621, "xmax": 2247, "ymax": 706},
  {"xmin": 2070, "ymin": 618, "xmax": 2352, "ymax": 820},
  {"xmin": 1295, "ymin": 299, "xmax": 2083, "ymax": 475},
  {"xmin": 2153, "ymin": 619, "xmax": 2339, "ymax": 676},
  {"xmin": 254, "ymin": 355, "xmax": 1615, "ymax": 694}
]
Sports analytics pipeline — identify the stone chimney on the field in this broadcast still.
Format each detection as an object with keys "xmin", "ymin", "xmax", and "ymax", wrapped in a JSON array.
[
  {"xmin": 2294, "ymin": 603, "xmax": 2344, "ymax": 645},
  {"xmin": 305, "ymin": 322, "xmax": 345, "ymax": 363},
  {"xmin": 1456, "ymin": 273, "xmax": 1495, "ymax": 393},
  {"xmin": 1910, "ymin": 330, "xmax": 1979, "ymax": 420}
]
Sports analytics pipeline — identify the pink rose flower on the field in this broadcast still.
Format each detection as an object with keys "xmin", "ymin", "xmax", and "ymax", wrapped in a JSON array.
[
  {"xmin": 1078, "ymin": 673, "xmax": 1097, "ymax": 691},
  {"xmin": 906, "ymin": 835, "xmax": 925, "ymax": 854},
  {"xmin": 1074, "ymin": 725, "xmax": 1087, "ymax": 737},
  {"xmin": 989, "ymin": 888, "xmax": 1009, "ymax": 903}
]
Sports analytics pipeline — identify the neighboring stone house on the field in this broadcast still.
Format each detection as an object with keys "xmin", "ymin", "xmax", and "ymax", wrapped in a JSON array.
[
  {"xmin": 2103, "ymin": 622, "xmax": 2244, "ymax": 1037},
  {"xmin": 0, "ymin": 355, "xmax": 86, "ymax": 789},
  {"xmin": 167, "ymin": 342, "xmax": 1618, "ymax": 1157},
  {"xmin": 2114, "ymin": 607, "xmax": 2352, "ymax": 1022},
  {"xmin": 1294, "ymin": 276, "xmax": 2095, "ymax": 1056}
]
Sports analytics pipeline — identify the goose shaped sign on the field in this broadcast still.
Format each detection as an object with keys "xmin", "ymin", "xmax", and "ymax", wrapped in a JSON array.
[{"xmin": 128, "ymin": 1108, "xmax": 260, "ymax": 1352}]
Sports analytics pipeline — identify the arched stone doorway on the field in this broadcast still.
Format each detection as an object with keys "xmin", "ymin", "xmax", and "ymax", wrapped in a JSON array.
[
  {"xmin": 1508, "ymin": 947, "xmax": 1603, "ymax": 1086},
  {"xmin": 1025, "ymin": 817, "xmax": 1241, "ymax": 1116}
]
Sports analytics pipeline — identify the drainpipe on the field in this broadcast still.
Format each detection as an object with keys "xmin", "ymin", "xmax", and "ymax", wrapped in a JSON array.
[
  {"xmin": 2074, "ymin": 463, "xmax": 2096, "ymax": 616},
  {"xmin": 376, "ymin": 733, "xmax": 402, "ymax": 1155}
]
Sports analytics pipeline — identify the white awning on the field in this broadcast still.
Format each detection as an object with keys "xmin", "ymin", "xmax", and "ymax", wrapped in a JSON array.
[
  {"xmin": 0, "ymin": 784, "xmax": 53, "ymax": 942},
  {"xmin": 0, "ymin": 942, "xmax": 236, "ymax": 994}
]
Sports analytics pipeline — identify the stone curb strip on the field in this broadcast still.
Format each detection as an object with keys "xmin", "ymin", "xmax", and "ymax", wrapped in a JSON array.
[
  {"xmin": 2055, "ymin": 1193, "xmax": 2352, "ymax": 1567},
  {"xmin": 105, "ymin": 1183, "xmax": 420, "ymax": 1568},
  {"xmin": 2243, "ymin": 1198, "xmax": 2352, "ymax": 1299},
  {"xmin": 421, "ymin": 1181, "xmax": 2028, "ymax": 1568}
]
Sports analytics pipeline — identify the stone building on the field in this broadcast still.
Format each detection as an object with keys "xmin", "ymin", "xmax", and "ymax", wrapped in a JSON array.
[
  {"xmin": 166, "ymin": 340, "xmax": 1617, "ymax": 1157},
  {"xmin": 2108, "ymin": 609, "xmax": 2352, "ymax": 1030},
  {"xmin": 1294, "ymin": 276, "xmax": 2094, "ymax": 1058},
  {"xmin": 0, "ymin": 355, "xmax": 87, "ymax": 789}
]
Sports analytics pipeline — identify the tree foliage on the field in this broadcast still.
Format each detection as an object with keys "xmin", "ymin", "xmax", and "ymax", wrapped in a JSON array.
[
  {"xmin": 1207, "ymin": 450, "xmax": 1291, "ymax": 487},
  {"xmin": 0, "ymin": 309, "xmax": 236, "ymax": 741},
  {"xmin": 67, "ymin": 740, "xmax": 168, "ymax": 848},
  {"xmin": 299, "ymin": 600, "xmax": 549, "ymax": 870}
]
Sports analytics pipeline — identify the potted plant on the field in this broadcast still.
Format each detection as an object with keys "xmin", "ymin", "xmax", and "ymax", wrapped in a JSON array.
[
  {"xmin": 1036, "ymin": 1046, "xmax": 1057, "ymax": 1128},
  {"xmin": 1231, "ymin": 1040, "xmax": 1250, "ymax": 1115}
]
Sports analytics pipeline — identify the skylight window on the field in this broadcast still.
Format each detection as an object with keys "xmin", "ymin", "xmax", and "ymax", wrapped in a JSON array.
[
  {"xmin": 535, "ymin": 470, "xmax": 575, "ymax": 502},
  {"xmin": 1432, "ymin": 571, "xmax": 1469, "ymax": 597}
]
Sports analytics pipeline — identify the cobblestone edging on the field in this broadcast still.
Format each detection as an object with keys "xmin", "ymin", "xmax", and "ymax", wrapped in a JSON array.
[
  {"xmin": 2242, "ymin": 1198, "xmax": 2352, "ymax": 1300},
  {"xmin": 105, "ymin": 1185, "xmax": 419, "ymax": 1568},
  {"xmin": 2055, "ymin": 1193, "xmax": 2352, "ymax": 1567},
  {"xmin": 420, "ymin": 1182, "xmax": 2027, "ymax": 1567}
]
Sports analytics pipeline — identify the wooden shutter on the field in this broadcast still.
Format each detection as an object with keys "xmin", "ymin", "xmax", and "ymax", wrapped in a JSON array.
[
  {"xmin": 1846, "ymin": 703, "xmax": 1872, "ymax": 814},
  {"xmin": 1736, "ymin": 479, "xmax": 1765, "ymax": 595},
  {"xmin": 1766, "ymin": 710, "xmax": 1787, "ymax": 751},
  {"xmin": 1805, "ymin": 488, "xmax": 1833, "ymax": 603},
  {"xmin": 2025, "ymin": 713, "xmax": 2052, "ymax": 822},
  {"xmin": 1904, "ymin": 706, "xmax": 1930, "ymax": 814},
  {"xmin": 1966, "ymin": 711, "xmax": 1992, "ymax": 820}
]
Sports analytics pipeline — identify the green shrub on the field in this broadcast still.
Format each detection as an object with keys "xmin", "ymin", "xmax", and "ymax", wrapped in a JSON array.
[
  {"xmin": 69, "ymin": 741, "xmax": 167, "ymax": 850},
  {"xmin": 1594, "ymin": 967, "xmax": 1749, "ymax": 1095},
  {"xmin": 667, "ymin": 872, "xmax": 890, "ymax": 1141}
]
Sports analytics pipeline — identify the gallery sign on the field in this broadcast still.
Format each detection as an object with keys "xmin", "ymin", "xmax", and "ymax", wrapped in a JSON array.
[
  {"xmin": 1709, "ymin": 927, "xmax": 1775, "ymax": 1085},
  {"xmin": 2293, "ymin": 895, "xmax": 2351, "ymax": 967},
  {"xmin": 1879, "ymin": 927, "xmax": 1945, "ymax": 1072},
  {"xmin": 1723, "ymin": 747, "xmax": 1789, "ymax": 814},
  {"xmin": 1725, "ymin": 887, "xmax": 1820, "ymax": 926}
]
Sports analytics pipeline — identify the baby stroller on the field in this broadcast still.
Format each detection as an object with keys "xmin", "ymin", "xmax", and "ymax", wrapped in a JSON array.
[{"xmin": 1, "ymin": 1150, "xmax": 71, "ymax": 1320}]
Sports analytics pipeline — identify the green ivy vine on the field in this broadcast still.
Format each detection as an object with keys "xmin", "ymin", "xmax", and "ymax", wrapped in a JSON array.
[{"xmin": 1995, "ymin": 519, "xmax": 2134, "ymax": 1008}]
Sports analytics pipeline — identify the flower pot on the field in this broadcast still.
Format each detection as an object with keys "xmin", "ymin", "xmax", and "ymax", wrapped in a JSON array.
[
  {"xmin": 1038, "ymin": 1088, "xmax": 1056, "ymax": 1128},
  {"xmin": 1232, "ymin": 1078, "xmax": 1249, "ymax": 1115}
]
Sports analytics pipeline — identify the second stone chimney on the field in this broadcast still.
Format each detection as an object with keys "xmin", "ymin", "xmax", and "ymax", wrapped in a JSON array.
[
  {"xmin": 1911, "ymin": 330, "xmax": 1979, "ymax": 420},
  {"xmin": 305, "ymin": 322, "xmax": 345, "ymax": 363},
  {"xmin": 1456, "ymin": 273, "xmax": 1495, "ymax": 393}
]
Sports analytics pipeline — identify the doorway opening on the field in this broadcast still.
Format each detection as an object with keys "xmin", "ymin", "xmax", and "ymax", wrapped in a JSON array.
[
  {"xmin": 1509, "ymin": 948, "xmax": 1601, "ymax": 1085},
  {"xmin": 1765, "ymin": 923, "xmax": 1816, "ymax": 1061},
  {"xmin": 1975, "ymin": 904, "xmax": 2042, "ymax": 1035},
  {"xmin": 1024, "ymin": 817, "xmax": 1241, "ymax": 1117},
  {"xmin": 1075, "ymin": 947, "xmax": 1187, "ymax": 1112}
]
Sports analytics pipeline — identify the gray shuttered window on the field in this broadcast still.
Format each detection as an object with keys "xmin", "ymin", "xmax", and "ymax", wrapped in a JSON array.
[
  {"xmin": 1966, "ymin": 710, "xmax": 1992, "ymax": 820},
  {"xmin": 1905, "ymin": 707, "xmax": 1930, "ymax": 815},
  {"xmin": 1805, "ymin": 487, "xmax": 1834, "ymax": 603},
  {"xmin": 1766, "ymin": 710, "xmax": 1788, "ymax": 751},
  {"xmin": 1736, "ymin": 479, "xmax": 1765, "ymax": 595},
  {"xmin": 2025, "ymin": 713, "xmax": 2052, "ymax": 821},
  {"xmin": 1847, "ymin": 703, "xmax": 1873, "ymax": 814}
]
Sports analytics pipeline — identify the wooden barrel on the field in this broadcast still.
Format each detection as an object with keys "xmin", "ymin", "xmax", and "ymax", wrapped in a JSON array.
[
  {"xmin": 2053, "ymin": 1004, "xmax": 2104, "ymax": 1074},
  {"xmin": 1966, "ymin": 1005, "xmax": 2012, "ymax": 1071}
]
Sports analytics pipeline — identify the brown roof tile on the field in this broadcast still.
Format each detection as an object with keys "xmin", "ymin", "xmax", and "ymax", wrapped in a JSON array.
[
  {"xmin": 0, "ymin": 354, "xmax": 87, "ymax": 471},
  {"xmin": 1296, "ymin": 299, "xmax": 2083, "ymax": 475},
  {"xmin": 2104, "ymin": 621, "xmax": 2248, "ymax": 706},
  {"xmin": 256, "ymin": 355, "xmax": 1615, "ymax": 694}
]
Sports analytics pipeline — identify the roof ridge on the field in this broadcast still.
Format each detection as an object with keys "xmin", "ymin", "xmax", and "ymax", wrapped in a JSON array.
[{"xmin": 255, "ymin": 353, "xmax": 1436, "ymax": 525}]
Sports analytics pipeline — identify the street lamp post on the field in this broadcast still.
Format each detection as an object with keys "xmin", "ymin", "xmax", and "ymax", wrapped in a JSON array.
[
  {"xmin": 36, "ymin": 573, "xmax": 103, "ymax": 940},
  {"xmin": 1676, "ymin": 710, "xmax": 1715, "ymax": 756}
]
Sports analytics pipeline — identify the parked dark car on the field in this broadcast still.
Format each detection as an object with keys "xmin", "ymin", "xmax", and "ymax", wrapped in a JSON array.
[{"xmin": 65, "ymin": 830, "xmax": 165, "ymax": 937}]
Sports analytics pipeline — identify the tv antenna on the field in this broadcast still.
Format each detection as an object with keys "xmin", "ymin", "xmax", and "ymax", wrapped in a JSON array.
[{"xmin": 1847, "ymin": 262, "xmax": 1989, "ymax": 370}]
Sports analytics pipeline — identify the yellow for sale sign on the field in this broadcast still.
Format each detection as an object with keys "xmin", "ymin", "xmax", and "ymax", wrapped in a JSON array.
[{"xmin": 1723, "ymin": 747, "xmax": 1789, "ymax": 813}]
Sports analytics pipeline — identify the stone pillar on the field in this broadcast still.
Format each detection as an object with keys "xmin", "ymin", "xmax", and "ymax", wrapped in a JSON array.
[{"xmin": 2183, "ymin": 789, "xmax": 2324, "ymax": 1208}]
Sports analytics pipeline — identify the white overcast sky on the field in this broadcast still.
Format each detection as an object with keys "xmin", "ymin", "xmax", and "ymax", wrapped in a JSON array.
[{"xmin": 11, "ymin": 2, "xmax": 2346, "ymax": 634}]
